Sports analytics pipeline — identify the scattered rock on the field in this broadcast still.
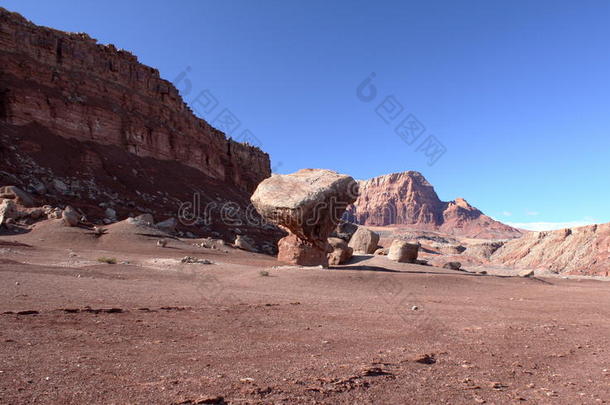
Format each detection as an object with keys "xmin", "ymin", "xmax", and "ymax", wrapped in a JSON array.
[
  {"xmin": 52, "ymin": 179, "xmax": 69, "ymax": 194},
  {"xmin": 0, "ymin": 186, "xmax": 35, "ymax": 207},
  {"xmin": 348, "ymin": 226, "xmax": 380, "ymax": 254},
  {"xmin": 105, "ymin": 207, "xmax": 117, "ymax": 220},
  {"xmin": 374, "ymin": 247, "xmax": 388, "ymax": 255},
  {"xmin": 387, "ymin": 240, "xmax": 420, "ymax": 263},
  {"xmin": 330, "ymin": 221, "xmax": 359, "ymax": 242},
  {"xmin": 181, "ymin": 256, "xmax": 213, "ymax": 264},
  {"xmin": 442, "ymin": 261, "xmax": 462, "ymax": 271},
  {"xmin": 519, "ymin": 269, "xmax": 535, "ymax": 278},
  {"xmin": 156, "ymin": 217, "xmax": 177, "ymax": 233},
  {"xmin": 414, "ymin": 353, "xmax": 436, "ymax": 364},
  {"xmin": 327, "ymin": 237, "xmax": 353, "ymax": 265},
  {"xmin": 61, "ymin": 206, "xmax": 80, "ymax": 227},
  {"xmin": 251, "ymin": 169, "xmax": 357, "ymax": 266},
  {"xmin": 29, "ymin": 179, "xmax": 46, "ymax": 195},
  {"xmin": 0, "ymin": 199, "xmax": 17, "ymax": 226},
  {"xmin": 128, "ymin": 213, "xmax": 154, "ymax": 226},
  {"xmin": 361, "ymin": 367, "xmax": 392, "ymax": 376},
  {"xmin": 234, "ymin": 235, "xmax": 257, "ymax": 252}
]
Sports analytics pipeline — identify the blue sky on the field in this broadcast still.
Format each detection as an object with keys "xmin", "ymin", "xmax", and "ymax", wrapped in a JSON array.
[{"xmin": 2, "ymin": 0, "xmax": 609, "ymax": 230}]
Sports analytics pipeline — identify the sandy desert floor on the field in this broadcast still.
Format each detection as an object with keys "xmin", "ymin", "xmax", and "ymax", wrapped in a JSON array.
[{"xmin": 0, "ymin": 220, "xmax": 609, "ymax": 404}]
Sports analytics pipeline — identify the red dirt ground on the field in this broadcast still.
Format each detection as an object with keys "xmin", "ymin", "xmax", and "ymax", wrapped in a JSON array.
[{"xmin": 0, "ymin": 220, "xmax": 609, "ymax": 404}]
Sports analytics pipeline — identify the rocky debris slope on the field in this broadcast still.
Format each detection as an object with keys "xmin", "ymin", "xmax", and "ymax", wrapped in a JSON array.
[
  {"xmin": 0, "ymin": 7, "xmax": 269, "ymax": 194},
  {"xmin": 0, "ymin": 122, "xmax": 281, "ymax": 248},
  {"xmin": 347, "ymin": 171, "xmax": 522, "ymax": 239},
  {"xmin": 251, "ymin": 169, "xmax": 358, "ymax": 266},
  {"xmin": 490, "ymin": 222, "xmax": 610, "ymax": 276}
]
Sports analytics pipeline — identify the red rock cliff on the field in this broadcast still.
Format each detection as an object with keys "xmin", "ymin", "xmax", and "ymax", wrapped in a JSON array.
[
  {"xmin": 0, "ymin": 7, "xmax": 270, "ymax": 193},
  {"xmin": 347, "ymin": 171, "xmax": 522, "ymax": 239}
]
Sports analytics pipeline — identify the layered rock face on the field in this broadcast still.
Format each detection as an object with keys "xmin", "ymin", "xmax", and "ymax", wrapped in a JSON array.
[
  {"xmin": 347, "ymin": 171, "xmax": 522, "ymax": 239},
  {"xmin": 0, "ymin": 8, "xmax": 269, "ymax": 193},
  {"xmin": 251, "ymin": 169, "xmax": 358, "ymax": 266},
  {"xmin": 490, "ymin": 223, "xmax": 610, "ymax": 276}
]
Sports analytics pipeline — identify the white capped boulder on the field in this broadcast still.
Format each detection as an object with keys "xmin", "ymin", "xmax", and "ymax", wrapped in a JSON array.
[{"xmin": 251, "ymin": 169, "xmax": 358, "ymax": 266}]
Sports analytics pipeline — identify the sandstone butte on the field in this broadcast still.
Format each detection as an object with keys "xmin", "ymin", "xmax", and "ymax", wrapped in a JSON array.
[{"xmin": 347, "ymin": 171, "xmax": 523, "ymax": 239}]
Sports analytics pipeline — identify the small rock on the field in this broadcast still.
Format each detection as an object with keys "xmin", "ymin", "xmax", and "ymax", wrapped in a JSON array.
[
  {"xmin": 156, "ymin": 217, "xmax": 177, "ymax": 234},
  {"xmin": 411, "ymin": 305, "xmax": 419, "ymax": 311},
  {"xmin": 181, "ymin": 256, "xmax": 213, "ymax": 264},
  {"xmin": 234, "ymin": 235, "xmax": 257, "ymax": 252},
  {"xmin": 0, "ymin": 186, "xmax": 35, "ymax": 207},
  {"xmin": 327, "ymin": 237, "xmax": 353, "ymax": 265},
  {"xmin": 374, "ymin": 247, "xmax": 388, "ymax": 255},
  {"xmin": 52, "ymin": 179, "xmax": 69, "ymax": 194},
  {"xmin": 518, "ymin": 269, "xmax": 535, "ymax": 278},
  {"xmin": 105, "ymin": 207, "xmax": 117, "ymax": 220},
  {"xmin": 414, "ymin": 354, "xmax": 436, "ymax": 364},
  {"xmin": 62, "ymin": 206, "xmax": 79, "ymax": 227},
  {"xmin": 157, "ymin": 239, "xmax": 167, "ymax": 248},
  {"xmin": 442, "ymin": 261, "xmax": 462, "ymax": 270}
]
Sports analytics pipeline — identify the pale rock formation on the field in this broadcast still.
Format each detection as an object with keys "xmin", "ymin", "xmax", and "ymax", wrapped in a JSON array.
[
  {"xmin": 251, "ymin": 169, "xmax": 358, "ymax": 266},
  {"xmin": 348, "ymin": 226, "xmax": 380, "ymax": 254}
]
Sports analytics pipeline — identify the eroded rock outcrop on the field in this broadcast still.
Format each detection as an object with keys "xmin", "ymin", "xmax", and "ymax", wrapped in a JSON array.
[
  {"xmin": 251, "ymin": 169, "xmax": 358, "ymax": 266},
  {"xmin": 490, "ymin": 223, "xmax": 610, "ymax": 276},
  {"xmin": 347, "ymin": 171, "xmax": 522, "ymax": 239}
]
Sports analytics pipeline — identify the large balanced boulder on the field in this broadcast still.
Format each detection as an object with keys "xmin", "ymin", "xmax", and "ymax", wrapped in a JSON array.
[
  {"xmin": 251, "ymin": 169, "xmax": 358, "ymax": 266},
  {"xmin": 348, "ymin": 226, "xmax": 380, "ymax": 254},
  {"xmin": 387, "ymin": 240, "xmax": 420, "ymax": 263},
  {"xmin": 327, "ymin": 237, "xmax": 353, "ymax": 265}
]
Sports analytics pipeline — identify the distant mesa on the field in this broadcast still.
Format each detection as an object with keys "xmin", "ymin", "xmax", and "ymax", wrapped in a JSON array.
[{"xmin": 346, "ymin": 171, "xmax": 522, "ymax": 239}]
